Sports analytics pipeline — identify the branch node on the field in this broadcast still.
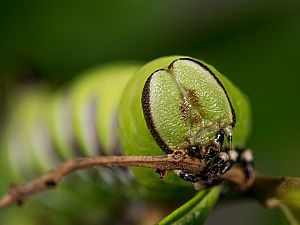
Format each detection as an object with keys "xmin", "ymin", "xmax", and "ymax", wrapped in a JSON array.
[
  {"xmin": 170, "ymin": 149, "xmax": 186, "ymax": 161},
  {"xmin": 9, "ymin": 183, "xmax": 25, "ymax": 206},
  {"xmin": 45, "ymin": 179, "xmax": 57, "ymax": 188},
  {"xmin": 155, "ymin": 169, "xmax": 168, "ymax": 179}
]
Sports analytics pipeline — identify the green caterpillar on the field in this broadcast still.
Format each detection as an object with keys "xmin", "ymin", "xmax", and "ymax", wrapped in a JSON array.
[{"xmin": 0, "ymin": 56, "xmax": 252, "ymax": 224}]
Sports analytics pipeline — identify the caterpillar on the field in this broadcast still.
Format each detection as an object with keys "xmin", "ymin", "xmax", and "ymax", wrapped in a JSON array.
[{"xmin": 0, "ymin": 56, "xmax": 252, "ymax": 225}]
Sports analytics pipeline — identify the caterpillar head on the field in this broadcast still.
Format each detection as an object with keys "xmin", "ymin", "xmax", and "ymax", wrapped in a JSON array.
[{"xmin": 141, "ymin": 58, "xmax": 235, "ymax": 158}]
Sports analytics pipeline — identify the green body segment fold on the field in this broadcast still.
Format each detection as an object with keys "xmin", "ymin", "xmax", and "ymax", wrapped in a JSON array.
[
  {"xmin": 68, "ymin": 63, "xmax": 140, "ymax": 156},
  {"xmin": 2, "ymin": 63, "xmax": 141, "ymax": 181}
]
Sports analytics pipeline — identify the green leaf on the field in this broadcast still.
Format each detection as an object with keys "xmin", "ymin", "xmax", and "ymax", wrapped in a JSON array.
[
  {"xmin": 157, "ymin": 186, "xmax": 221, "ymax": 225},
  {"xmin": 279, "ymin": 188, "xmax": 300, "ymax": 225}
]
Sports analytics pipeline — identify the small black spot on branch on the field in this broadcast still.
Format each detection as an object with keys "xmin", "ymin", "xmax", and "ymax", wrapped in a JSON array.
[{"xmin": 45, "ymin": 179, "xmax": 57, "ymax": 188}]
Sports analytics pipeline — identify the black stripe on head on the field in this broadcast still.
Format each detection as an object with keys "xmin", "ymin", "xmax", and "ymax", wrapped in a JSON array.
[
  {"xmin": 141, "ymin": 69, "xmax": 173, "ymax": 154},
  {"xmin": 172, "ymin": 58, "xmax": 236, "ymax": 127}
]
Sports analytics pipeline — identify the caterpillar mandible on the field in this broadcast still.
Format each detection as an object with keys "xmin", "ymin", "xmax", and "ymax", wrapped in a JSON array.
[{"xmin": 0, "ymin": 56, "xmax": 253, "ymax": 224}]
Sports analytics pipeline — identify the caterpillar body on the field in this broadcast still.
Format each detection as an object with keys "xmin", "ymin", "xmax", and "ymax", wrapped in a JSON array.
[{"xmin": 0, "ymin": 56, "xmax": 252, "ymax": 224}]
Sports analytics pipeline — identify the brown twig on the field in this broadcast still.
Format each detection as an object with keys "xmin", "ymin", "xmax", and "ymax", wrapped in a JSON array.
[
  {"xmin": 0, "ymin": 150, "xmax": 299, "ymax": 210},
  {"xmin": 0, "ymin": 150, "xmax": 204, "ymax": 209},
  {"xmin": 222, "ymin": 169, "xmax": 300, "ymax": 208}
]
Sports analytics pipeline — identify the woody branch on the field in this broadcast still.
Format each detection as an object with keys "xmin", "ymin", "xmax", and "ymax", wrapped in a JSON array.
[{"xmin": 0, "ymin": 150, "xmax": 299, "ymax": 209}]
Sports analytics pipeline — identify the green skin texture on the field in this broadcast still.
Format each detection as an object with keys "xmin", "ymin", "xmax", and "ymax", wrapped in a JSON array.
[
  {"xmin": 59, "ymin": 63, "xmax": 140, "ymax": 156},
  {"xmin": 118, "ymin": 56, "xmax": 251, "ymax": 193},
  {"xmin": 2, "ymin": 63, "xmax": 140, "ymax": 181}
]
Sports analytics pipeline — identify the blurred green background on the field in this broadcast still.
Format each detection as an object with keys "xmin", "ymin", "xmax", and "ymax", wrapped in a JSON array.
[{"xmin": 0, "ymin": 0, "xmax": 300, "ymax": 224}]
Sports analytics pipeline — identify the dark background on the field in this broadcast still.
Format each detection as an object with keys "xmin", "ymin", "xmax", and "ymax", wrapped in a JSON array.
[{"xmin": 0, "ymin": 0, "xmax": 300, "ymax": 224}]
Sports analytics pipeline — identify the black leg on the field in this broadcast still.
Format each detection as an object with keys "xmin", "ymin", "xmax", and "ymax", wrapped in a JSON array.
[
  {"xmin": 174, "ymin": 170, "xmax": 200, "ymax": 183},
  {"xmin": 203, "ymin": 148, "xmax": 254, "ymax": 180},
  {"xmin": 174, "ymin": 148, "xmax": 254, "ymax": 186},
  {"xmin": 197, "ymin": 152, "xmax": 230, "ymax": 183},
  {"xmin": 238, "ymin": 148, "xmax": 254, "ymax": 179},
  {"xmin": 177, "ymin": 149, "xmax": 232, "ymax": 185},
  {"xmin": 175, "ymin": 170, "xmax": 222, "ymax": 187}
]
